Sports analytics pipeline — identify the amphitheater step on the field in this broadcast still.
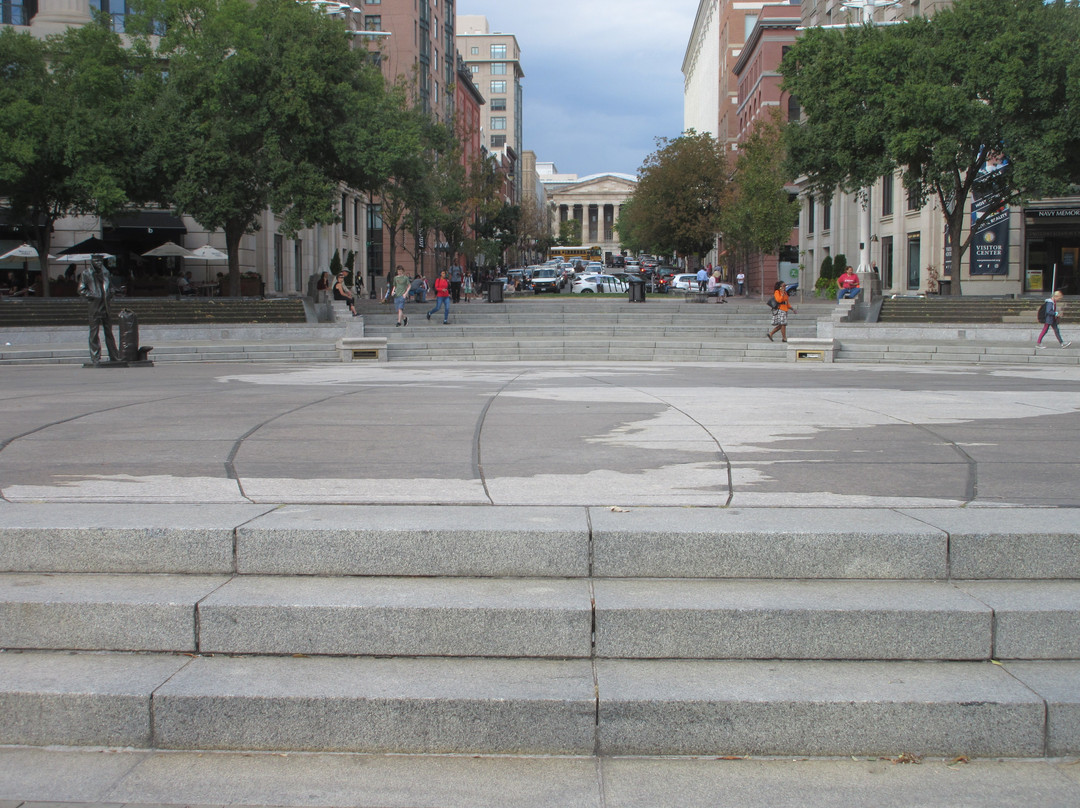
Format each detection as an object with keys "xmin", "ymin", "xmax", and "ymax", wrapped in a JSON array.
[
  {"xmin": 5, "ymin": 574, "xmax": 1078, "ymax": 660},
  {"xmin": 2, "ymin": 651, "xmax": 1076, "ymax": 756}
]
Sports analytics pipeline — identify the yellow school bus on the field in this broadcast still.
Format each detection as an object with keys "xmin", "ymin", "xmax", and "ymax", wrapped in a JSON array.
[{"xmin": 547, "ymin": 246, "xmax": 602, "ymax": 263}]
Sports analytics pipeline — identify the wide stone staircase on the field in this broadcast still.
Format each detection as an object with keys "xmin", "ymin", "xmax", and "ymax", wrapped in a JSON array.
[
  {"xmin": 1, "ymin": 504, "xmax": 1077, "ymax": 758},
  {"xmin": 362, "ymin": 297, "xmax": 823, "ymax": 362},
  {"xmin": 878, "ymin": 296, "xmax": 1055, "ymax": 323},
  {"xmin": 0, "ymin": 297, "xmax": 309, "ymax": 327}
]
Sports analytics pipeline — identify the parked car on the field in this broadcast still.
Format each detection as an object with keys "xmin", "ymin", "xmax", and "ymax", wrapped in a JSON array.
[
  {"xmin": 572, "ymin": 274, "xmax": 629, "ymax": 294},
  {"xmin": 671, "ymin": 273, "xmax": 734, "ymax": 296},
  {"xmin": 530, "ymin": 267, "xmax": 563, "ymax": 293}
]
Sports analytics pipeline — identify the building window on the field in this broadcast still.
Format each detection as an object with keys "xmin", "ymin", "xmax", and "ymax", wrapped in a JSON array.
[
  {"xmin": 2, "ymin": 0, "xmax": 37, "ymax": 24},
  {"xmin": 881, "ymin": 235, "xmax": 894, "ymax": 289},
  {"xmin": 490, "ymin": 98, "xmax": 506, "ymax": 111},
  {"xmin": 907, "ymin": 184, "xmax": 920, "ymax": 211},
  {"xmin": 490, "ymin": 80, "xmax": 506, "ymax": 94},
  {"xmin": 786, "ymin": 94, "xmax": 801, "ymax": 122},
  {"xmin": 490, "ymin": 44, "xmax": 506, "ymax": 59},
  {"xmin": 807, "ymin": 196, "xmax": 815, "ymax": 232},
  {"xmin": 491, "ymin": 135, "xmax": 506, "ymax": 147},
  {"xmin": 364, "ymin": 15, "xmax": 380, "ymax": 30},
  {"xmin": 822, "ymin": 200, "xmax": 832, "ymax": 231},
  {"xmin": 882, "ymin": 173, "xmax": 894, "ymax": 216},
  {"xmin": 293, "ymin": 239, "xmax": 302, "ymax": 292},
  {"xmin": 341, "ymin": 194, "xmax": 348, "ymax": 236},
  {"xmin": 354, "ymin": 200, "xmax": 360, "ymax": 238},
  {"xmin": 491, "ymin": 116, "xmax": 506, "ymax": 130},
  {"xmin": 471, "ymin": 46, "xmax": 479, "ymax": 55},
  {"xmin": 273, "ymin": 234, "xmax": 283, "ymax": 293},
  {"xmin": 90, "ymin": 0, "xmax": 133, "ymax": 32},
  {"xmin": 907, "ymin": 233, "xmax": 921, "ymax": 289},
  {"xmin": 491, "ymin": 62, "xmax": 507, "ymax": 75}
]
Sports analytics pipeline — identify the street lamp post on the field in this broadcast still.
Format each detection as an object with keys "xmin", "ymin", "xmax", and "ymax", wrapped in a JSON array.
[{"xmin": 839, "ymin": 0, "xmax": 901, "ymax": 276}]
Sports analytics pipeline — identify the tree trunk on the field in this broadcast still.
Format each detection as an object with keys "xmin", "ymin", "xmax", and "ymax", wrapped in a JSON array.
[{"xmin": 225, "ymin": 221, "xmax": 245, "ymax": 298}]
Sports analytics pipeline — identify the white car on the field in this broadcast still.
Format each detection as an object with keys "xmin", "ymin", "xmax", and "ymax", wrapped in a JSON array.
[
  {"xmin": 671, "ymin": 273, "xmax": 734, "ymax": 296},
  {"xmin": 572, "ymin": 274, "xmax": 629, "ymax": 294}
]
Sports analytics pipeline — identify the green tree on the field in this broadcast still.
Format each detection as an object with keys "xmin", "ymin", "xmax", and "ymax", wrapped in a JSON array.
[
  {"xmin": 717, "ymin": 111, "xmax": 799, "ymax": 287},
  {"xmin": 0, "ymin": 23, "xmax": 139, "ymax": 296},
  {"xmin": 782, "ymin": 0, "xmax": 1080, "ymax": 295},
  {"xmin": 133, "ymin": 0, "xmax": 400, "ymax": 295},
  {"xmin": 558, "ymin": 218, "xmax": 582, "ymax": 247},
  {"xmin": 623, "ymin": 131, "xmax": 729, "ymax": 261},
  {"xmin": 614, "ymin": 196, "xmax": 648, "ymax": 256}
]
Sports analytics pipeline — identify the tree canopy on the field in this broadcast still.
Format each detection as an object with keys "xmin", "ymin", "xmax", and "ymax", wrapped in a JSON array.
[
  {"xmin": 0, "ymin": 22, "xmax": 139, "ymax": 295},
  {"xmin": 129, "ymin": 0, "xmax": 412, "ymax": 294},
  {"xmin": 782, "ymin": 0, "xmax": 1080, "ymax": 293},
  {"xmin": 619, "ymin": 131, "xmax": 729, "ymax": 260},
  {"xmin": 717, "ymin": 111, "xmax": 799, "ymax": 276}
]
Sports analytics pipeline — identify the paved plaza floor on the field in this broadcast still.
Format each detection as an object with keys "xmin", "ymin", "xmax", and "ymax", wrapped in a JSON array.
[
  {"xmin": 1, "ymin": 360, "xmax": 1079, "ymax": 508},
  {"xmin": 2, "ymin": 359, "xmax": 1079, "ymax": 807}
]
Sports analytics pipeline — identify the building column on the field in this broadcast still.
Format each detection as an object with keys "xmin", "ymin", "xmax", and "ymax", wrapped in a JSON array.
[{"xmin": 32, "ymin": 0, "xmax": 93, "ymax": 31}]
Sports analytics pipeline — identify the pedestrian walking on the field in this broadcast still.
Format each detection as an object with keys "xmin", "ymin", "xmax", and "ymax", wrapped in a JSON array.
[
  {"xmin": 736, "ymin": 271, "xmax": 746, "ymax": 296},
  {"xmin": 1037, "ymin": 290, "xmax": 1071, "ymax": 348},
  {"xmin": 391, "ymin": 266, "xmax": 411, "ymax": 326},
  {"xmin": 767, "ymin": 280, "xmax": 795, "ymax": 343},
  {"xmin": 449, "ymin": 259, "xmax": 464, "ymax": 303},
  {"xmin": 427, "ymin": 270, "xmax": 451, "ymax": 324}
]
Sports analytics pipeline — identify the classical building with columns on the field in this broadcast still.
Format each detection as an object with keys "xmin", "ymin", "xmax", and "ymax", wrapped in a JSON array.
[{"xmin": 538, "ymin": 164, "xmax": 636, "ymax": 262}]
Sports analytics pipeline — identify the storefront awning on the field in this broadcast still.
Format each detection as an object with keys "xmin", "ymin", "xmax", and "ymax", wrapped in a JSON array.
[{"xmin": 104, "ymin": 212, "xmax": 187, "ymax": 235}]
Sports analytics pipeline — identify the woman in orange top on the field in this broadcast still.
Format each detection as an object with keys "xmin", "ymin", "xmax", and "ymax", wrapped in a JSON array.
[{"xmin": 767, "ymin": 280, "xmax": 795, "ymax": 343}]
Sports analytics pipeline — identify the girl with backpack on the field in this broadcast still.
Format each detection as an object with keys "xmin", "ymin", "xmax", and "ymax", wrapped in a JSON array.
[{"xmin": 1037, "ymin": 290, "xmax": 1071, "ymax": 349}]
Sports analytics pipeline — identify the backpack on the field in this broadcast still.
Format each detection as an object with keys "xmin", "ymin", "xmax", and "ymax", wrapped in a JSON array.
[{"xmin": 1037, "ymin": 301, "xmax": 1050, "ymax": 323}]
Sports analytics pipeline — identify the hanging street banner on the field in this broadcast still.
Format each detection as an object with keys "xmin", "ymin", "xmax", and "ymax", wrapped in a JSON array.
[{"xmin": 970, "ymin": 154, "xmax": 1009, "ymax": 276}]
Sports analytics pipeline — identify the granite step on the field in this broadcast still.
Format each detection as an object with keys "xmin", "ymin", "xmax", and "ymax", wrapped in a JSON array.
[
  {"xmin": 3, "ymin": 573, "xmax": 1078, "ymax": 660},
  {"xmin": 1, "ymin": 650, "xmax": 1076, "ymax": 756}
]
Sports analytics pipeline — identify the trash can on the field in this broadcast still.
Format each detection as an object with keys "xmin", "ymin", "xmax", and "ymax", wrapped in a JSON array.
[
  {"xmin": 627, "ymin": 275, "xmax": 646, "ymax": 303},
  {"xmin": 117, "ymin": 309, "xmax": 140, "ymax": 362},
  {"xmin": 487, "ymin": 279, "xmax": 504, "ymax": 303}
]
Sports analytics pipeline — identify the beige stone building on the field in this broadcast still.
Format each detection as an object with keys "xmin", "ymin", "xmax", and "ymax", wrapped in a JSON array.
[
  {"xmin": 538, "ymin": 164, "xmax": 637, "ymax": 263},
  {"xmin": 456, "ymin": 15, "xmax": 523, "ymax": 203}
]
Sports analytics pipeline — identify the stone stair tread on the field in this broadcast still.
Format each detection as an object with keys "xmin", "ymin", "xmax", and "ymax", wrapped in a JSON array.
[
  {"xmin": 2, "ymin": 651, "xmax": 1076, "ymax": 756},
  {"xmin": 4, "ymin": 573, "xmax": 1078, "ymax": 660},
  {"xmin": 596, "ymin": 658, "xmax": 1060, "ymax": 757},
  {"xmin": 0, "ymin": 573, "xmax": 227, "ymax": 651}
]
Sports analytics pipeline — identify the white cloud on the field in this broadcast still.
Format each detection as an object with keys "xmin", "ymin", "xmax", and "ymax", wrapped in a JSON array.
[{"xmin": 460, "ymin": 0, "xmax": 701, "ymax": 175}]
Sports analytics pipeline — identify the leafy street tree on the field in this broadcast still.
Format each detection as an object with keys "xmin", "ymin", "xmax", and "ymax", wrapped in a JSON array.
[
  {"xmin": 0, "ymin": 23, "xmax": 138, "ymax": 296},
  {"xmin": 614, "ymin": 197, "xmax": 647, "ymax": 256},
  {"xmin": 782, "ymin": 0, "xmax": 1080, "ymax": 295},
  {"xmin": 621, "ymin": 131, "xmax": 729, "ymax": 261},
  {"xmin": 718, "ymin": 111, "xmax": 800, "ymax": 291},
  {"xmin": 131, "ymin": 0, "xmax": 403, "ymax": 296},
  {"xmin": 558, "ymin": 218, "xmax": 582, "ymax": 247}
]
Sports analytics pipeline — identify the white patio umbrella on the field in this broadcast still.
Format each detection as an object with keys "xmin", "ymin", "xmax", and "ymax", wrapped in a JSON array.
[
  {"xmin": 142, "ymin": 241, "xmax": 195, "ymax": 258},
  {"xmin": 52, "ymin": 253, "xmax": 113, "ymax": 263},
  {"xmin": 0, "ymin": 243, "xmax": 41, "ymax": 261},
  {"xmin": 189, "ymin": 244, "xmax": 228, "ymax": 282}
]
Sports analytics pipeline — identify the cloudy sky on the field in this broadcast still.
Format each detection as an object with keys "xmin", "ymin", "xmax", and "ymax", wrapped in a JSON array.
[{"xmin": 459, "ymin": 0, "xmax": 702, "ymax": 179}]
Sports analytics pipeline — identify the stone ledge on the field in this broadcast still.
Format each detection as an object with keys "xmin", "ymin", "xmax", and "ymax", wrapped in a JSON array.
[
  {"xmin": 785, "ymin": 338, "xmax": 835, "ymax": 362},
  {"xmin": 336, "ymin": 337, "xmax": 388, "ymax": 362}
]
